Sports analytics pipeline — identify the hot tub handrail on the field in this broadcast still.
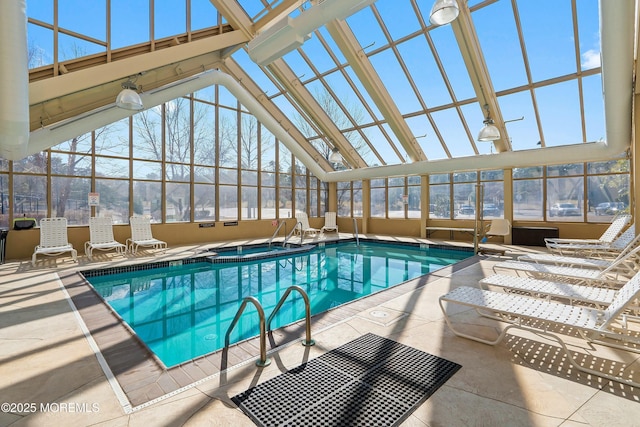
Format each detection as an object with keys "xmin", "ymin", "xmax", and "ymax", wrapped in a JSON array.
[
  {"xmin": 352, "ymin": 218, "xmax": 360, "ymax": 246},
  {"xmin": 224, "ymin": 296, "xmax": 271, "ymax": 367},
  {"xmin": 266, "ymin": 285, "xmax": 315, "ymax": 347},
  {"xmin": 283, "ymin": 221, "xmax": 303, "ymax": 246},
  {"xmin": 267, "ymin": 220, "xmax": 286, "ymax": 248}
]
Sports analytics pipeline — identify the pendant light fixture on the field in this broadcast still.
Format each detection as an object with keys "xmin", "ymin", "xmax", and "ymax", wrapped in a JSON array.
[
  {"xmin": 115, "ymin": 78, "xmax": 143, "ymax": 111},
  {"xmin": 329, "ymin": 147, "xmax": 342, "ymax": 163},
  {"xmin": 477, "ymin": 104, "xmax": 500, "ymax": 142},
  {"xmin": 429, "ymin": 0, "xmax": 460, "ymax": 26}
]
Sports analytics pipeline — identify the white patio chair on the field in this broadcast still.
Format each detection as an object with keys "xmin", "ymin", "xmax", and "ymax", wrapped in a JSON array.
[
  {"xmin": 545, "ymin": 225, "xmax": 637, "ymax": 257},
  {"xmin": 32, "ymin": 217, "xmax": 78, "ymax": 266},
  {"xmin": 295, "ymin": 212, "xmax": 319, "ymax": 238},
  {"xmin": 544, "ymin": 213, "xmax": 631, "ymax": 246},
  {"xmin": 518, "ymin": 231, "xmax": 640, "ymax": 276},
  {"xmin": 492, "ymin": 244, "xmax": 640, "ymax": 286},
  {"xmin": 126, "ymin": 216, "xmax": 167, "ymax": 254},
  {"xmin": 84, "ymin": 217, "xmax": 127, "ymax": 260},
  {"xmin": 321, "ymin": 211, "xmax": 338, "ymax": 233},
  {"xmin": 439, "ymin": 270, "xmax": 640, "ymax": 388},
  {"xmin": 479, "ymin": 274, "xmax": 619, "ymax": 308}
]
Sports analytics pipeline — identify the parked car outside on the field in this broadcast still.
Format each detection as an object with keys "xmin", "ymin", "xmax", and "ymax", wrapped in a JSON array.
[
  {"xmin": 549, "ymin": 203, "xmax": 581, "ymax": 217},
  {"xmin": 595, "ymin": 202, "xmax": 625, "ymax": 216},
  {"xmin": 458, "ymin": 205, "xmax": 475, "ymax": 216},
  {"xmin": 482, "ymin": 203, "xmax": 500, "ymax": 217}
]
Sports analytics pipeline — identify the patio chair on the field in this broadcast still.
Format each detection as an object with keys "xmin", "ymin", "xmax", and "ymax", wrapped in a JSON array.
[
  {"xmin": 479, "ymin": 274, "xmax": 619, "ymax": 308},
  {"xmin": 518, "ymin": 231, "xmax": 640, "ymax": 276},
  {"xmin": 480, "ymin": 218, "xmax": 511, "ymax": 244},
  {"xmin": 32, "ymin": 217, "xmax": 78, "ymax": 266},
  {"xmin": 295, "ymin": 212, "xmax": 319, "ymax": 238},
  {"xmin": 84, "ymin": 217, "xmax": 127, "ymax": 260},
  {"xmin": 545, "ymin": 225, "xmax": 637, "ymax": 257},
  {"xmin": 544, "ymin": 213, "xmax": 631, "ymax": 246},
  {"xmin": 492, "ymin": 244, "xmax": 640, "ymax": 286},
  {"xmin": 321, "ymin": 211, "xmax": 339, "ymax": 233},
  {"xmin": 126, "ymin": 216, "xmax": 167, "ymax": 254},
  {"xmin": 439, "ymin": 270, "xmax": 640, "ymax": 388}
]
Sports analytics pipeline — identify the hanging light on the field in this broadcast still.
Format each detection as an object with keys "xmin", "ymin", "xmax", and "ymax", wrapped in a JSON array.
[
  {"xmin": 429, "ymin": 0, "xmax": 459, "ymax": 26},
  {"xmin": 329, "ymin": 147, "xmax": 342, "ymax": 163},
  {"xmin": 477, "ymin": 104, "xmax": 500, "ymax": 142},
  {"xmin": 115, "ymin": 79, "xmax": 143, "ymax": 111}
]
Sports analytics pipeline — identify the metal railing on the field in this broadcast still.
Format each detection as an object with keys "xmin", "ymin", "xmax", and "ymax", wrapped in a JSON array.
[
  {"xmin": 266, "ymin": 285, "xmax": 315, "ymax": 347},
  {"xmin": 224, "ymin": 296, "xmax": 271, "ymax": 367},
  {"xmin": 283, "ymin": 221, "xmax": 302, "ymax": 246},
  {"xmin": 223, "ymin": 285, "xmax": 315, "ymax": 367},
  {"xmin": 267, "ymin": 220, "xmax": 286, "ymax": 248},
  {"xmin": 352, "ymin": 218, "xmax": 360, "ymax": 246}
]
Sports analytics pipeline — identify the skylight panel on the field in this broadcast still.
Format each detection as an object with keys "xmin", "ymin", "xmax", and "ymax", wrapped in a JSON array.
[
  {"xmin": 519, "ymin": 0, "xmax": 576, "ymax": 82},
  {"xmin": 373, "ymin": 0, "xmax": 421, "ymax": 41},
  {"xmin": 397, "ymin": 37, "xmax": 452, "ymax": 108},
  {"xmin": 472, "ymin": 1, "xmax": 527, "ymax": 92},
  {"xmin": 322, "ymin": 72, "xmax": 371, "ymax": 127},
  {"xmin": 232, "ymin": 50, "xmax": 281, "ymax": 96},
  {"xmin": 344, "ymin": 67, "xmax": 383, "ymax": 123},
  {"xmin": 431, "ymin": 108, "xmax": 475, "ymax": 157},
  {"xmin": 111, "ymin": 0, "xmax": 150, "ymax": 48},
  {"xmin": 576, "ymin": 0, "xmax": 600, "ymax": 71},
  {"xmin": 191, "ymin": 0, "xmax": 219, "ymax": 31},
  {"xmin": 26, "ymin": 24, "xmax": 53, "ymax": 68},
  {"xmin": 154, "ymin": 1, "xmax": 187, "ymax": 39},
  {"xmin": 58, "ymin": 0, "xmax": 106, "ymax": 42},
  {"xmin": 305, "ymin": 79, "xmax": 352, "ymax": 129},
  {"xmin": 369, "ymin": 49, "xmax": 422, "ymax": 115},
  {"xmin": 405, "ymin": 115, "xmax": 448, "ymax": 160},
  {"xmin": 430, "ymin": 25, "xmax": 475, "ymax": 102},
  {"xmin": 293, "ymin": 35, "xmax": 338, "ymax": 75},
  {"xmin": 280, "ymin": 50, "xmax": 315, "ymax": 83},
  {"xmin": 271, "ymin": 94, "xmax": 320, "ymax": 139},
  {"xmin": 356, "ymin": 126, "xmax": 393, "ymax": 166},
  {"xmin": 345, "ymin": 6, "xmax": 388, "ymax": 53},
  {"xmin": 495, "ymin": 92, "xmax": 540, "ymax": 151},
  {"xmin": 58, "ymin": 34, "xmax": 105, "ymax": 61},
  {"xmin": 535, "ymin": 80, "xmax": 583, "ymax": 146},
  {"xmin": 582, "ymin": 74, "xmax": 605, "ymax": 142}
]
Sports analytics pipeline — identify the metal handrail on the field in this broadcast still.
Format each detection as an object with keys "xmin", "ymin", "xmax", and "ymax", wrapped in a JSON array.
[
  {"xmin": 224, "ymin": 296, "xmax": 271, "ymax": 367},
  {"xmin": 352, "ymin": 218, "xmax": 360, "ymax": 246},
  {"xmin": 266, "ymin": 285, "xmax": 315, "ymax": 347},
  {"xmin": 267, "ymin": 220, "xmax": 286, "ymax": 248},
  {"xmin": 283, "ymin": 221, "xmax": 303, "ymax": 246}
]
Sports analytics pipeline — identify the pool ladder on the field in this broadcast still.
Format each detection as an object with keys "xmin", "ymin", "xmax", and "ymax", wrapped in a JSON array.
[
  {"xmin": 267, "ymin": 220, "xmax": 286, "ymax": 248},
  {"xmin": 353, "ymin": 218, "xmax": 360, "ymax": 246},
  {"xmin": 224, "ymin": 285, "xmax": 315, "ymax": 367},
  {"xmin": 282, "ymin": 221, "xmax": 303, "ymax": 246}
]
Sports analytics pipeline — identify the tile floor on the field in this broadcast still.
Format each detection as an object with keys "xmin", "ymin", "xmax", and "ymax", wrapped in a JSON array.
[{"xmin": 1, "ymin": 234, "xmax": 640, "ymax": 426}]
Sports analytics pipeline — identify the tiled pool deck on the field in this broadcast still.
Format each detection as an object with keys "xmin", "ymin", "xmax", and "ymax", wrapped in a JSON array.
[{"xmin": 2, "ymin": 233, "xmax": 640, "ymax": 426}]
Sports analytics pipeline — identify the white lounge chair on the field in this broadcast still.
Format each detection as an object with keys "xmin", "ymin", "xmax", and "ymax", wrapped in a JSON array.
[
  {"xmin": 546, "ymin": 225, "xmax": 637, "ymax": 258},
  {"xmin": 479, "ymin": 274, "xmax": 619, "ymax": 308},
  {"xmin": 439, "ymin": 270, "xmax": 640, "ymax": 388},
  {"xmin": 544, "ymin": 213, "xmax": 631, "ymax": 247},
  {"xmin": 126, "ymin": 216, "xmax": 167, "ymax": 254},
  {"xmin": 518, "ymin": 231, "xmax": 640, "ymax": 276},
  {"xmin": 84, "ymin": 217, "xmax": 127, "ymax": 260},
  {"xmin": 295, "ymin": 212, "xmax": 319, "ymax": 238},
  {"xmin": 32, "ymin": 217, "xmax": 78, "ymax": 266},
  {"xmin": 321, "ymin": 211, "xmax": 338, "ymax": 233},
  {"xmin": 492, "ymin": 245, "xmax": 640, "ymax": 286}
]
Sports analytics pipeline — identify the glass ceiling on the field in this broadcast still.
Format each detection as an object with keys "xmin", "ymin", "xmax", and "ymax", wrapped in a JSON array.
[{"xmin": 25, "ymin": 0, "xmax": 603, "ymax": 172}]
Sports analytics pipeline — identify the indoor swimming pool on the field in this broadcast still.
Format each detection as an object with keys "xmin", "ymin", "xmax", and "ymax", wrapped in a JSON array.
[{"xmin": 84, "ymin": 240, "xmax": 472, "ymax": 367}]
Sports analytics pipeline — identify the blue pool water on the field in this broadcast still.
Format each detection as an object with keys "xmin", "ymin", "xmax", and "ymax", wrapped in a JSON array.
[{"xmin": 86, "ymin": 241, "xmax": 471, "ymax": 367}]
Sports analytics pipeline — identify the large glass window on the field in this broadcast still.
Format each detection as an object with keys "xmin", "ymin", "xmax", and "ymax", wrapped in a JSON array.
[
  {"xmin": 513, "ymin": 167, "xmax": 543, "ymax": 221},
  {"xmin": 546, "ymin": 164, "xmax": 584, "ymax": 222},
  {"xmin": 429, "ymin": 174, "xmax": 451, "ymax": 219},
  {"xmin": 370, "ymin": 179, "xmax": 386, "ymax": 218}
]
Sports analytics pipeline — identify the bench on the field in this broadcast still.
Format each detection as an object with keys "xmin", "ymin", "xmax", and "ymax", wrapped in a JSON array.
[{"xmin": 426, "ymin": 226, "xmax": 476, "ymax": 240}]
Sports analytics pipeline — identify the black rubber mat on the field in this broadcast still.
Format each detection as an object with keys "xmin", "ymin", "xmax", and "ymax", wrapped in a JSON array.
[{"xmin": 232, "ymin": 333, "xmax": 461, "ymax": 426}]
